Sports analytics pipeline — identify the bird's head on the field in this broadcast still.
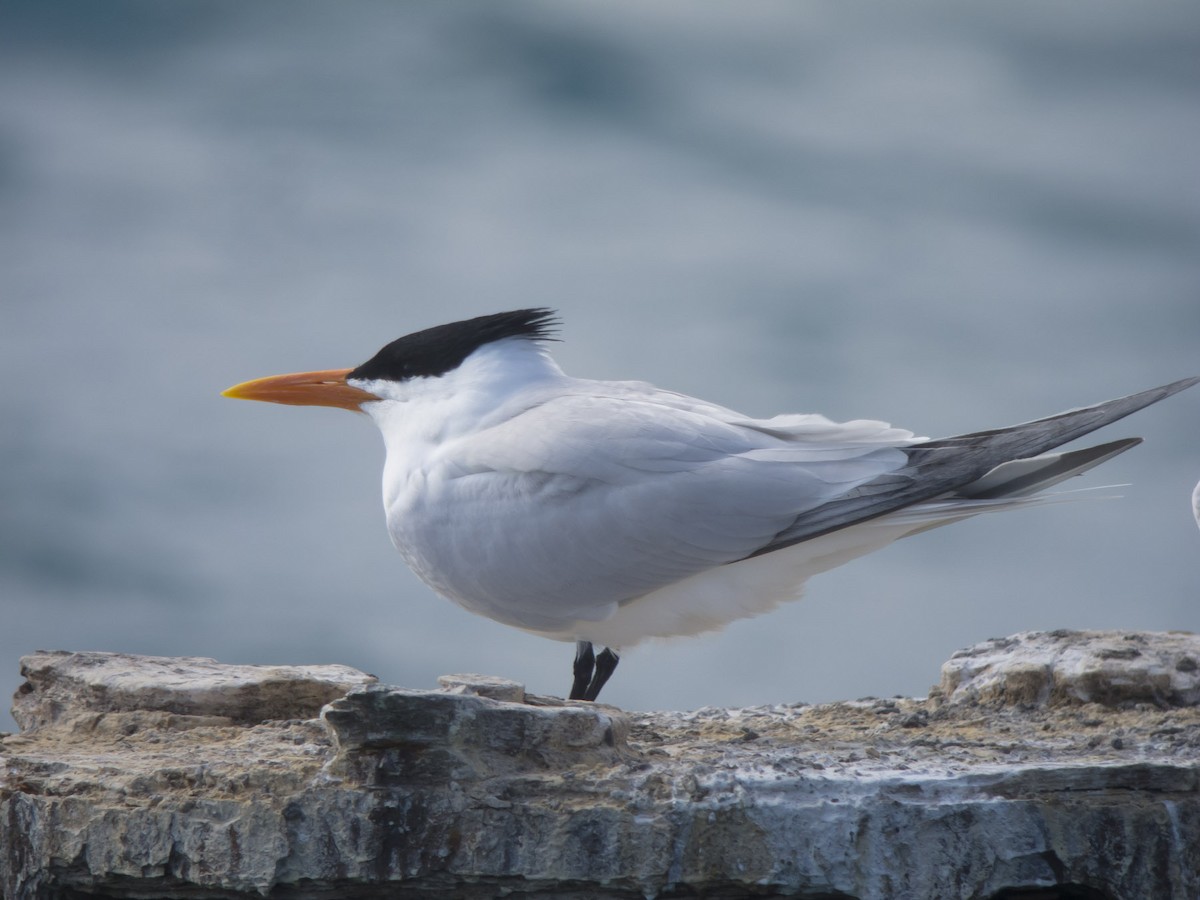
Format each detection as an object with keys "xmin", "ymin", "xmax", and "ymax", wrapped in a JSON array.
[{"xmin": 222, "ymin": 308, "xmax": 561, "ymax": 413}]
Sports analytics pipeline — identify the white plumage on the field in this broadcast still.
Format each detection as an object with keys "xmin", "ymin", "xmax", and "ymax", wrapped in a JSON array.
[
  {"xmin": 363, "ymin": 338, "xmax": 913, "ymax": 643},
  {"xmin": 224, "ymin": 309, "xmax": 1198, "ymax": 700}
]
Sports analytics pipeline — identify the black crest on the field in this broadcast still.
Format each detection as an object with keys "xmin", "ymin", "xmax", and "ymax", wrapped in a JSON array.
[{"xmin": 349, "ymin": 309, "xmax": 560, "ymax": 382}]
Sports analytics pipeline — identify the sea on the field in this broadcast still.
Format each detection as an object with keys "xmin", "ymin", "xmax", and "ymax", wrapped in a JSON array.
[{"xmin": 2, "ymin": 1, "xmax": 1199, "ymax": 730}]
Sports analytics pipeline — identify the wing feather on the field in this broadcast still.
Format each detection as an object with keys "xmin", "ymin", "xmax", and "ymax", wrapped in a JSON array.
[
  {"xmin": 749, "ymin": 377, "xmax": 1198, "ymax": 557},
  {"xmin": 392, "ymin": 384, "xmax": 911, "ymax": 631},
  {"xmin": 387, "ymin": 376, "xmax": 1197, "ymax": 636}
]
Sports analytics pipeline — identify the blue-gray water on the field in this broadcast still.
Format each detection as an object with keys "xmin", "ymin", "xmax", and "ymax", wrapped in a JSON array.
[{"xmin": 3, "ymin": 2, "xmax": 1199, "ymax": 731}]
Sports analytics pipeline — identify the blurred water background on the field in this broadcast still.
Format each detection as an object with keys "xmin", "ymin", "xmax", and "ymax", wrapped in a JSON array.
[{"xmin": 3, "ymin": 1, "xmax": 1199, "ymax": 730}]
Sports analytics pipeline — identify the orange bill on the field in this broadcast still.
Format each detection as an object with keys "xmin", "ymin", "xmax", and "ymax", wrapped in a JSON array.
[{"xmin": 222, "ymin": 368, "xmax": 379, "ymax": 411}]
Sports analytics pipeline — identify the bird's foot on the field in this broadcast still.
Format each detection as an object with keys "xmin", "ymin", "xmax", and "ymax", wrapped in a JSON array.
[{"xmin": 568, "ymin": 641, "xmax": 619, "ymax": 702}]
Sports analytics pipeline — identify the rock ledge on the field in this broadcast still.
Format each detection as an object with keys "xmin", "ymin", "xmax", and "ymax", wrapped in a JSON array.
[{"xmin": 2, "ymin": 632, "xmax": 1198, "ymax": 899}]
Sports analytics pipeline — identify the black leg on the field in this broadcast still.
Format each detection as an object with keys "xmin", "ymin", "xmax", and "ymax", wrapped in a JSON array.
[
  {"xmin": 583, "ymin": 648, "xmax": 620, "ymax": 702},
  {"xmin": 569, "ymin": 641, "xmax": 594, "ymax": 700}
]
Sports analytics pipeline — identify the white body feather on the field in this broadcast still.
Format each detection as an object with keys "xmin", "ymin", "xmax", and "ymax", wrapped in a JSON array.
[{"xmin": 356, "ymin": 337, "xmax": 1129, "ymax": 649}]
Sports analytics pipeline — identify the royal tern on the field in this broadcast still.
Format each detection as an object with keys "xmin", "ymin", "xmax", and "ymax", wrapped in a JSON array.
[{"xmin": 224, "ymin": 309, "xmax": 1198, "ymax": 701}]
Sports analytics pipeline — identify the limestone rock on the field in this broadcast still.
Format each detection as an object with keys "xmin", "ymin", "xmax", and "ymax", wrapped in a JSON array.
[
  {"xmin": 12, "ymin": 649, "xmax": 377, "ymax": 730},
  {"xmin": 436, "ymin": 672, "xmax": 526, "ymax": 702},
  {"xmin": 938, "ymin": 629, "xmax": 1200, "ymax": 708},
  {"xmin": 2, "ymin": 633, "xmax": 1199, "ymax": 899},
  {"xmin": 323, "ymin": 682, "xmax": 628, "ymax": 782}
]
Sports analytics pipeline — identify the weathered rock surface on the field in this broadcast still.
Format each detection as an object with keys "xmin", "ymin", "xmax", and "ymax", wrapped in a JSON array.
[
  {"xmin": 939, "ymin": 629, "xmax": 1200, "ymax": 708},
  {"xmin": 2, "ymin": 632, "xmax": 1198, "ymax": 899},
  {"xmin": 12, "ymin": 650, "xmax": 378, "ymax": 730}
]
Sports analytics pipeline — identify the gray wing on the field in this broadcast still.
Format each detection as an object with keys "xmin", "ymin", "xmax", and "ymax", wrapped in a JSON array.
[
  {"xmin": 747, "ymin": 376, "xmax": 1200, "ymax": 558},
  {"xmin": 427, "ymin": 387, "xmax": 914, "ymax": 629}
]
